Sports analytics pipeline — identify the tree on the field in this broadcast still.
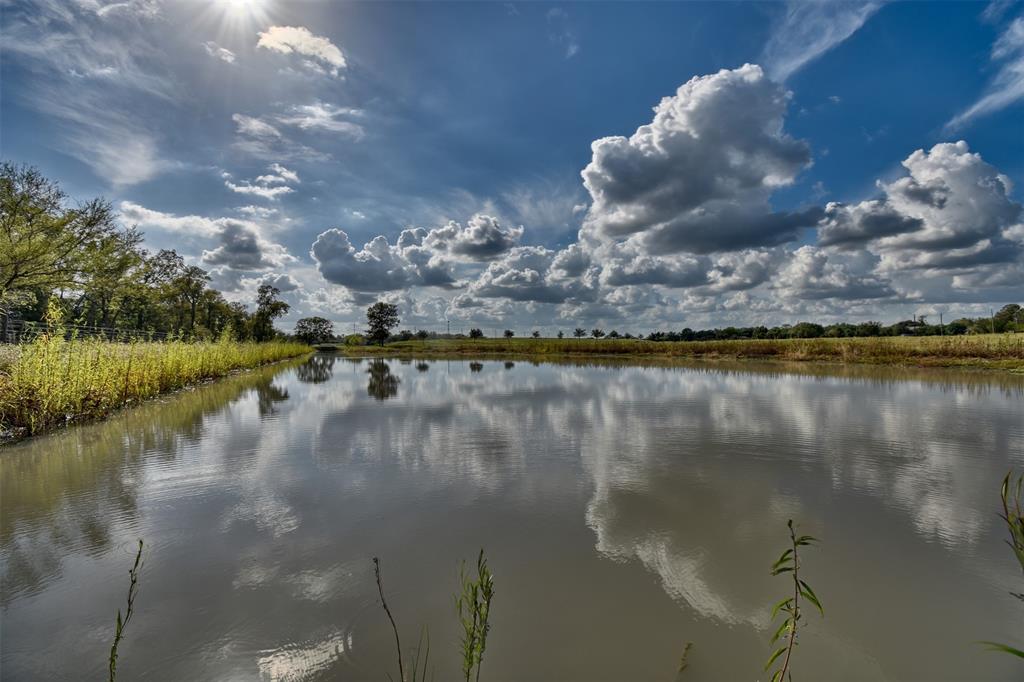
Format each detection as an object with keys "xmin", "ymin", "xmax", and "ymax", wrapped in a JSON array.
[
  {"xmin": 416, "ymin": 329, "xmax": 429, "ymax": 340},
  {"xmin": 503, "ymin": 329, "xmax": 514, "ymax": 339},
  {"xmin": 531, "ymin": 330, "xmax": 540, "ymax": 338},
  {"xmin": 469, "ymin": 328, "xmax": 484, "ymax": 339},
  {"xmin": 366, "ymin": 302, "xmax": 399, "ymax": 346},
  {"xmin": 0, "ymin": 163, "xmax": 120, "ymax": 306},
  {"xmin": 591, "ymin": 328, "xmax": 605, "ymax": 339},
  {"xmin": 253, "ymin": 284, "xmax": 290, "ymax": 341},
  {"xmin": 294, "ymin": 317, "xmax": 334, "ymax": 345},
  {"xmin": 607, "ymin": 330, "xmax": 620, "ymax": 338},
  {"xmin": 994, "ymin": 304, "xmax": 1023, "ymax": 333},
  {"xmin": 573, "ymin": 327, "xmax": 586, "ymax": 338},
  {"xmin": 557, "ymin": 330, "xmax": 564, "ymax": 339}
]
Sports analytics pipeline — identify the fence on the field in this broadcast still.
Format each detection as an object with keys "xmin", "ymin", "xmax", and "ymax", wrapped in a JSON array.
[{"xmin": 0, "ymin": 316, "xmax": 171, "ymax": 344}]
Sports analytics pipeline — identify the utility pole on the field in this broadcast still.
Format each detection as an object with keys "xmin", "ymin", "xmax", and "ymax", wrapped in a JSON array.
[
  {"xmin": 991, "ymin": 308, "xmax": 996, "ymax": 334},
  {"xmin": 939, "ymin": 312, "xmax": 944, "ymax": 336}
]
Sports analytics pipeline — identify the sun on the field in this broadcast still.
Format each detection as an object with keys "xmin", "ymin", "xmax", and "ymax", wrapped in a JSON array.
[{"xmin": 199, "ymin": 0, "xmax": 273, "ymax": 39}]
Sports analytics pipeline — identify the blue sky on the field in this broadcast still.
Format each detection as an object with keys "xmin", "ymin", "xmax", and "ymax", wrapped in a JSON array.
[{"xmin": 3, "ymin": 0, "xmax": 1023, "ymax": 332}]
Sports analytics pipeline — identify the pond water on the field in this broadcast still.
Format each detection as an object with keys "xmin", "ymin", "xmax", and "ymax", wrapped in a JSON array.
[{"xmin": 1, "ymin": 355, "xmax": 1023, "ymax": 681}]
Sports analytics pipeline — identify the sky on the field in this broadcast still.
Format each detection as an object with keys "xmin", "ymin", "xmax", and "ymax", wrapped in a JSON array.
[{"xmin": 2, "ymin": 0, "xmax": 1023, "ymax": 334}]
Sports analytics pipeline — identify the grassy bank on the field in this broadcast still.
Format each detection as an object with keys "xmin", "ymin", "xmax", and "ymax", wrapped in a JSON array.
[
  {"xmin": 327, "ymin": 334, "xmax": 1024, "ymax": 371},
  {"xmin": 0, "ymin": 335, "xmax": 310, "ymax": 437}
]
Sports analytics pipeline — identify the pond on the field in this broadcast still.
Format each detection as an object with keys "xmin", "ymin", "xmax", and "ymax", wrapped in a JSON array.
[{"xmin": 2, "ymin": 355, "xmax": 1022, "ymax": 680}]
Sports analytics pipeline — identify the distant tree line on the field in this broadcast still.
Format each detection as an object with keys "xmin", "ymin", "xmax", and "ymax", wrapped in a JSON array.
[
  {"xmin": 1, "ymin": 163, "xmax": 289, "ymax": 341},
  {"xmin": 641, "ymin": 307, "xmax": 1023, "ymax": 342}
]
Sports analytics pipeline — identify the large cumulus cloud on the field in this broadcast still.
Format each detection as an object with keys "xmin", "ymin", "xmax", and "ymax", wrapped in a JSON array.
[
  {"xmin": 818, "ymin": 141, "xmax": 1024, "ymax": 276},
  {"xmin": 309, "ymin": 214, "xmax": 523, "ymax": 297},
  {"xmin": 580, "ymin": 64, "xmax": 820, "ymax": 255}
]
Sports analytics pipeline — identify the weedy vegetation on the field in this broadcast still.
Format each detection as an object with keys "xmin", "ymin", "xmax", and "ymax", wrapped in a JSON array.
[
  {"xmin": 108, "ymin": 539, "xmax": 143, "ymax": 682},
  {"xmin": 455, "ymin": 549, "xmax": 496, "ymax": 682},
  {"xmin": 980, "ymin": 471, "xmax": 1024, "ymax": 659},
  {"xmin": 764, "ymin": 520, "xmax": 824, "ymax": 682},
  {"xmin": 100, "ymin": 478, "xmax": 1024, "ymax": 679},
  {"xmin": 0, "ymin": 323, "xmax": 309, "ymax": 437},
  {"xmin": 373, "ymin": 557, "xmax": 434, "ymax": 682},
  {"xmin": 339, "ymin": 334, "xmax": 1024, "ymax": 371}
]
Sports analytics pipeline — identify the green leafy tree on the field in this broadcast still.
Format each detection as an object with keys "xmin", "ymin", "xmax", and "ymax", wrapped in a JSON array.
[
  {"xmin": 252, "ymin": 284, "xmax": 290, "ymax": 341},
  {"xmin": 503, "ymin": 329, "xmax": 514, "ymax": 339},
  {"xmin": 469, "ymin": 327, "xmax": 484, "ymax": 339},
  {"xmin": 294, "ymin": 316, "xmax": 334, "ymax": 345},
  {"xmin": 573, "ymin": 327, "xmax": 586, "ymax": 338},
  {"xmin": 591, "ymin": 328, "xmax": 605, "ymax": 339},
  {"xmin": 0, "ymin": 163, "xmax": 120, "ymax": 305},
  {"xmin": 366, "ymin": 302, "xmax": 399, "ymax": 346}
]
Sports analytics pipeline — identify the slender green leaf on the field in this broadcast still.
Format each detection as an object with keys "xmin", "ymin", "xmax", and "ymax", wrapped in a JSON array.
[
  {"xmin": 979, "ymin": 641, "xmax": 1024, "ymax": 658},
  {"xmin": 799, "ymin": 580, "xmax": 824, "ymax": 615},
  {"xmin": 763, "ymin": 646, "xmax": 786, "ymax": 672}
]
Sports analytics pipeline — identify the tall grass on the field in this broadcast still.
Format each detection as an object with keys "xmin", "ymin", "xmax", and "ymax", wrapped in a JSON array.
[
  {"xmin": 345, "ymin": 334, "xmax": 1024, "ymax": 370},
  {"xmin": 0, "ymin": 334, "xmax": 310, "ymax": 436}
]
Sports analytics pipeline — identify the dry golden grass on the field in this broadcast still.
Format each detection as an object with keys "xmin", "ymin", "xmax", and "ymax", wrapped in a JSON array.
[
  {"xmin": 0, "ymin": 335, "xmax": 310, "ymax": 436},
  {"xmin": 340, "ymin": 334, "xmax": 1024, "ymax": 370}
]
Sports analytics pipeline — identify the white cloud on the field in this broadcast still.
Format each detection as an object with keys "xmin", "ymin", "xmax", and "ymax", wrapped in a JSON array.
[
  {"xmin": 203, "ymin": 40, "xmax": 236, "ymax": 64},
  {"xmin": 818, "ymin": 141, "xmax": 1023, "ymax": 274},
  {"xmin": 761, "ymin": 1, "xmax": 883, "ymax": 82},
  {"xmin": 580, "ymin": 64, "xmax": 818, "ymax": 255},
  {"xmin": 232, "ymin": 113, "xmax": 281, "ymax": 140},
  {"xmin": 946, "ymin": 17, "xmax": 1024, "ymax": 130},
  {"xmin": 310, "ymin": 229, "xmax": 460, "ymax": 293},
  {"xmin": 120, "ymin": 201, "xmax": 220, "ymax": 237},
  {"xmin": 225, "ymin": 180, "xmax": 294, "ymax": 200},
  {"xmin": 275, "ymin": 101, "xmax": 365, "ymax": 138},
  {"xmin": 257, "ymin": 26, "xmax": 346, "ymax": 76},
  {"xmin": 775, "ymin": 246, "xmax": 894, "ymax": 300},
  {"xmin": 419, "ymin": 214, "xmax": 524, "ymax": 261},
  {"xmin": 201, "ymin": 221, "xmax": 297, "ymax": 270}
]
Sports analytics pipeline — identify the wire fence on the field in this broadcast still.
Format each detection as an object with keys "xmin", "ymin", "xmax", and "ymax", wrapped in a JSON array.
[{"xmin": 0, "ymin": 317, "xmax": 172, "ymax": 344}]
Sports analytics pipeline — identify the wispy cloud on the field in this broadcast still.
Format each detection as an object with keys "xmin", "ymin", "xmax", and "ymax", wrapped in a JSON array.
[
  {"xmin": 946, "ymin": 16, "xmax": 1024, "ymax": 131},
  {"xmin": 547, "ymin": 8, "xmax": 580, "ymax": 59},
  {"xmin": 275, "ymin": 101, "xmax": 366, "ymax": 138},
  {"xmin": 203, "ymin": 40, "xmax": 236, "ymax": 64},
  {"xmin": 761, "ymin": 1, "xmax": 883, "ymax": 82}
]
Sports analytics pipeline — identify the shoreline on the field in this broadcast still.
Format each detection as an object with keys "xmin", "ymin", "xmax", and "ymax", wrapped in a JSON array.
[
  {"xmin": 318, "ymin": 334, "xmax": 1024, "ymax": 372},
  {"xmin": 0, "ymin": 342, "xmax": 312, "ymax": 444}
]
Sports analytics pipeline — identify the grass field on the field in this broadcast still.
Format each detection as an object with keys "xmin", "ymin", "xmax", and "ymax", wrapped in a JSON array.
[
  {"xmin": 325, "ymin": 334, "xmax": 1024, "ymax": 371},
  {"xmin": 0, "ymin": 335, "xmax": 311, "ymax": 437}
]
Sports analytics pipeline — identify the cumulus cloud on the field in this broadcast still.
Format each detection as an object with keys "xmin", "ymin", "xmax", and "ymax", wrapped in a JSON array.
[
  {"xmin": 224, "ymin": 163, "xmax": 300, "ymax": 200},
  {"xmin": 776, "ymin": 246, "xmax": 895, "ymax": 300},
  {"xmin": 310, "ymin": 228, "xmax": 460, "ymax": 293},
  {"xmin": 201, "ymin": 221, "xmax": 297, "ymax": 270},
  {"xmin": 818, "ymin": 141, "xmax": 1023, "ymax": 273},
  {"xmin": 420, "ymin": 214, "xmax": 524, "ymax": 260},
  {"xmin": 257, "ymin": 26, "xmax": 346, "ymax": 76},
  {"xmin": 598, "ymin": 241, "xmax": 710, "ymax": 288},
  {"xmin": 580, "ymin": 64, "xmax": 819, "ymax": 255},
  {"xmin": 761, "ymin": 2, "xmax": 883, "ymax": 82},
  {"xmin": 946, "ymin": 16, "xmax": 1024, "ymax": 130},
  {"xmin": 470, "ymin": 246, "xmax": 597, "ymax": 304}
]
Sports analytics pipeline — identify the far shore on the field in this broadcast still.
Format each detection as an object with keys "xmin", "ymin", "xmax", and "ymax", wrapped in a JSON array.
[{"xmin": 315, "ymin": 334, "xmax": 1024, "ymax": 372}]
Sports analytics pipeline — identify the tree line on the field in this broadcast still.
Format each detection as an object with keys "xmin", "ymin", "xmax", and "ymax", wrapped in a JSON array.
[{"xmin": 1, "ymin": 163, "xmax": 290, "ymax": 341}]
